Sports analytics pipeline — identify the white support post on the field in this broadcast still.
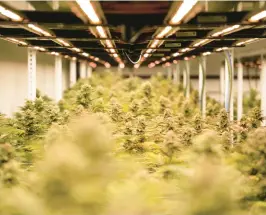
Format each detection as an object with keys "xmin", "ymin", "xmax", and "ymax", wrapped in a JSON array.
[
  {"xmin": 199, "ymin": 56, "xmax": 206, "ymax": 118},
  {"xmin": 70, "ymin": 58, "xmax": 77, "ymax": 87},
  {"xmin": 237, "ymin": 60, "xmax": 243, "ymax": 121},
  {"xmin": 183, "ymin": 64, "xmax": 186, "ymax": 89},
  {"xmin": 87, "ymin": 64, "xmax": 92, "ymax": 78},
  {"xmin": 220, "ymin": 65, "xmax": 225, "ymax": 105},
  {"xmin": 55, "ymin": 55, "xmax": 63, "ymax": 102},
  {"xmin": 173, "ymin": 65, "xmax": 178, "ymax": 85},
  {"xmin": 80, "ymin": 61, "xmax": 87, "ymax": 79},
  {"xmin": 167, "ymin": 67, "xmax": 172, "ymax": 80},
  {"xmin": 224, "ymin": 49, "xmax": 234, "ymax": 121},
  {"xmin": 27, "ymin": 48, "xmax": 37, "ymax": 100},
  {"xmin": 261, "ymin": 58, "xmax": 266, "ymax": 126},
  {"xmin": 185, "ymin": 60, "xmax": 190, "ymax": 99}
]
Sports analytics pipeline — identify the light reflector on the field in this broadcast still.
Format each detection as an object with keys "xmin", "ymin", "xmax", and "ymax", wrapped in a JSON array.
[{"xmin": 75, "ymin": 0, "xmax": 100, "ymax": 24}]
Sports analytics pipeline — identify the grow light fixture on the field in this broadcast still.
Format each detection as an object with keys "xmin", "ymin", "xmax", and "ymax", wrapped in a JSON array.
[
  {"xmin": 172, "ymin": 52, "xmax": 180, "ymax": 57},
  {"xmin": 71, "ymin": 47, "xmax": 81, "ymax": 52},
  {"xmin": 143, "ymin": 53, "xmax": 149, "ymax": 58},
  {"xmin": 51, "ymin": 52, "xmax": 59, "ymax": 56},
  {"xmin": 82, "ymin": 52, "xmax": 89, "ymax": 57},
  {"xmin": 134, "ymin": 64, "xmax": 140, "ymax": 69},
  {"xmin": 236, "ymin": 38, "xmax": 259, "ymax": 46},
  {"xmin": 6, "ymin": 37, "xmax": 27, "ymax": 46},
  {"xmin": 157, "ymin": 26, "xmax": 172, "ymax": 38},
  {"xmin": 184, "ymin": 57, "xmax": 189, "ymax": 61},
  {"xmin": 202, "ymin": 51, "xmax": 211, "ymax": 56},
  {"xmin": 193, "ymin": 39, "xmax": 211, "ymax": 47},
  {"xmin": 150, "ymin": 40, "xmax": 160, "ymax": 48},
  {"xmin": 105, "ymin": 62, "xmax": 111, "ymax": 68},
  {"xmin": 180, "ymin": 48, "xmax": 193, "ymax": 53},
  {"xmin": 146, "ymin": 49, "xmax": 153, "ymax": 54},
  {"xmin": 215, "ymin": 47, "xmax": 229, "ymax": 52},
  {"xmin": 162, "ymin": 57, "xmax": 167, "ymax": 61},
  {"xmin": 155, "ymin": 61, "xmax": 160, "ymax": 65},
  {"xmin": 55, "ymin": 38, "xmax": 71, "ymax": 47},
  {"xmin": 0, "ymin": 5, "xmax": 23, "ymax": 21},
  {"xmin": 119, "ymin": 63, "xmax": 125, "ymax": 69},
  {"xmin": 113, "ymin": 53, "xmax": 118, "ymax": 58},
  {"xmin": 96, "ymin": 26, "xmax": 107, "ymax": 38},
  {"xmin": 249, "ymin": 10, "xmax": 266, "ymax": 22},
  {"xmin": 64, "ymin": 55, "xmax": 70, "ymax": 59},
  {"xmin": 28, "ymin": 24, "xmax": 52, "ymax": 37},
  {"xmin": 211, "ymin": 25, "xmax": 240, "ymax": 37},
  {"xmin": 94, "ymin": 57, "xmax": 99, "ymax": 61},
  {"xmin": 33, "ymin": 46, "xmax": 46, "ymax": 51},
  {"xmin": 75, "ymin": 0, "xmax": 100, "ymax": 24},
  {"xmin": 170, "ymin": 0, "xmax": 198, "ymax": 24},
  {"xmin": 72, "ymin": 57, "xmax": 77, "ymax": 60}
]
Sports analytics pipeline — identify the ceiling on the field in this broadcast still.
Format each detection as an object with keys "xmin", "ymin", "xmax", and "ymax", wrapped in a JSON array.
[{"xmin": 0, "ymin": 1, "xmax": 265, "ymax": 68}]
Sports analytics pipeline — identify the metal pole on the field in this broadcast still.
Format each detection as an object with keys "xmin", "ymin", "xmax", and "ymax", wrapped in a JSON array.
[
  {"xmin": 55, "ymin": 55, "xmax": 63, "ymax": 102},
  {"xmin": 185, "ymin": 60, "xmax": 190, "ymax": 99},
  {"xmin": 70, "ymin": 58, "xmax": 77, "ymax": 87},
  {"xmin": 183, "ymin": 63, "xmax": 186, "ymax": 90},
  {"xmin": 224, "ymin": 49, "xmax": 234, "ymax": 121},
  {"xmin": 199, "ymin": 56, "xmax": 206, "ymax": 117},
  {"xmin": 27, "ymin": 48, "xmax": 37, "ymax": 100},
  {"xmin": 220, "ymin": 65, "xmax": 225, "ymax": 105},
  {"xmin": 87, "ymin": 64, "xmax": 92, "ymax": 78},
  {"xmin": 80, "ymin": 61, "xmax": 87, "ymax": 79},
  {"xmin": 261, "ymin": 56, "xmax": 266, "ymax": 126},
  {"xmin": 237, "ymin": 60, "xmax": 243, "ymax": 121},
  {"xmin": 167, "ymin": 67, "xmax": 172, "ymax": 80}
]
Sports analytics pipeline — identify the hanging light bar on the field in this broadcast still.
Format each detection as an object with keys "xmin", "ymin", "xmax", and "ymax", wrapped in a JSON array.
[
  {"xmin": 82, "ymin": 52, "xmax": 89, "ymax": 57},
  {"xmin": 51, "ymin": 52, "xmax": 59, "ymax": 56},
  {"xmin": 193, "ymin": 39, "xmax": 211, "ymax": 47},
  {"xmin": 235, "ymin": 38, "xmax": 259, "ymax": 46},
  {"xmin": 5, "ymin": 37, "xmax": 27, "ymax": 46},
  {"xmin": 156, "ymin": 26, "xmax": 172, "ymax": 38},
  {"xmin": 172, "ymin": 52, "xmax": 180, "ymax": 57},
  {"xmin": 33, "ymin": 46, "xmax": 46, "ymax": 51},
  {"xmin": 75, "ymin": 0, "xmax": 100, "ymax": 24},
  {"xmin": 211, "ymin": 25, "xmax": 240, "ymax": 37},
  {"xmin": 0, "ymin": 5, "xmax": 23, "ymax": 21},
  {"xmin": 248, "ymin": 10, "xmax": 266, "ymax": 22},
  {"xmin": 28, "ymin": 24, "xmax": 52, "ymax": 37},
  {"xmin": 54, "ymin": 38, "xmax": 71, "ymax": 47},
  {"xmin": 71, "ymin": 47, "xmax": 81, "ymax": 52},
  {"xmin": 202, "ymin": 51, "xmax": 211, "ymax": 56},
  {"xmin": 215, "ymin": 47, "xmax": 229, "ymax": 52},
  {"xmin": 170, "ymin": 0, "xmax": 198, "ymax": 24},
  {"xmin": 96, "ymin": 26, "xmax": 107, "ymax": 38}
]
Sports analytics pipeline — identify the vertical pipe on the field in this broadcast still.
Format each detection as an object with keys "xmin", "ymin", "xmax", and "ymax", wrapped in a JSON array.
[
  {"xmin": 87, "ymin": 65, "xmax": 92, "ymax": 78},
  {"xmin": 70, "ymin": 58, "xmax": 77, "ymax": 87},
  {"xmin": 199, "ymin": 56, "xmax": 206, "ymax": 117},
  {"xmin": 261, "ymin": 57, "xmax": 266, "ymax": 126},
  {"xmin": 55, "ymin": 55, "xmax": 63, "ymax": 102},
  {"xmin": 173, "ymin": 65, "xmax": 178, "ymax": 85},
  {"xmin": 220, "ymin": 65, "xmax": 225, "ymax": 105},
  {"xmin": 183, "ymin": 63, "xmax": 186, "ymax": 90},
  {"xmin": 27, "ymin": 48, "xmax": 37, "ymax": 100},
  {"xmin": 237, "ymin": 60, "xmax": 243, "ymax": 121},
  {"xmin": 185, "ymin": 60, "xmax": 190, "ymax": 99},
  {"xmin": 167, "ymin": 67, "xmax": 172, "ymax": 80},
  {"xmin": 80, "ymin": 61, "xmax": 87, "ymax": 79},
  {"xmin": 224, "ymin": 49, "xmax": 234, "ymax": 121}
]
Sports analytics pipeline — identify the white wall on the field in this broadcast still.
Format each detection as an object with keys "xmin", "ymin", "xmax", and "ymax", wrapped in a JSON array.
[{"xmin": 0, "ymin": 40, "xmax": 70, "ymax": 116}]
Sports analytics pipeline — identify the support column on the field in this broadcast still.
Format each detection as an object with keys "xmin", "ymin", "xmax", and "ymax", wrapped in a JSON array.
[
  {"xmin": 261, "ymin": 58, "xmax": 266, "ymax": 126},
  {"xmin": 220, "ymin": 65, "xmax": 225, "ymax": 105},
  {"xmin": 167, "ymin": 67, "xmax": 172, "ymax": 80},
  {"xmin": 27, "ymin": 48, "xmax": 37, "ymax": 100},
  {"xmin": 173, "ymin": 64, "xmax": 180, "ymax": 85},
  {"xmin": 185, "ymin": 60, "xmax": 190, "ymax": 99},
  {"xmin": 87, "ymin": 64, "xmax": 92, "ymax": 78},
  {"xmin": 80, "ymin": 61, "xmax": 87, "ymax": 79},
  {"xmin": 183, "ymin": 64, "xmax": 186, "ymax": 89},
  {"xmin": 224, "ymin": 49, "xmax": 234, "ymax": 121},
  {"xmin": 199, "ymin": 56, "xmax": 206, "ymax": 117},
  {"xmin": 70, "ymin": 58, "xmax": 77, "ymax": 87},
  {"xmin": 55, "ymin": 55, "xmax": 63, "ymax": 102},
  {"xmin": 237, "ymin": 60, "xmax": 243, "ymax": 121}
]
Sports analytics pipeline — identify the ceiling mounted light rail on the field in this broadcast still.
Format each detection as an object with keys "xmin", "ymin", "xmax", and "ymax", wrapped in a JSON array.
[{"xmin": 0, "ymin": 4, "xmax": 23, "ymax": 21}]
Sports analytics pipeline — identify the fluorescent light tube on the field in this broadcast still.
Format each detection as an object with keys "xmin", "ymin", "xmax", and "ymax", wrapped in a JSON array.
[
  {"xmin": 76, "ymin": 0, "xmax": 100, "ymax": 24},
  {"xmin": 156, "ymin": 26, "xmax": 172, "ymax": 38},
  {"xmin": 0, "ymin": 5, "xmax": 23, "ymax": 21},
  {"xmin": 28, "ymin": 24, "xmax": 52, "ymax": 36},
  {"xmin": 249, "ymin": 10, "xmax": 266, "ymax": 22}
]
